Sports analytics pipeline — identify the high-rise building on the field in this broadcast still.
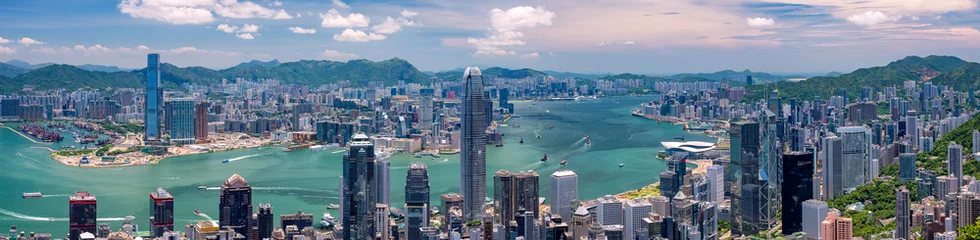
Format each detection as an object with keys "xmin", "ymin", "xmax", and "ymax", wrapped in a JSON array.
[
  {"xmin": 707, "ymin": 165, "xmax": 724, "ymax": 205},
  {"xmin": 406, "ymin": 162, "xmax": 431, "ymax": 240},
  {"xmin": 973, "ymin": 130, "xmax": 980, "ymax": 154},
  {"xmin": 957, "ymin": 192, "xmax": 980, "ymax": 232},
  {"xmin": 165, "ymin": 98, "xmax": 195, "ymax": 144},
  {"xmin": 820, "ymin": 210, "xmax": 852, "ymax": 240},
  {"xmin": 145, "ymin": 53, "xmax": 162, "ymax": 144},
  {"xmin": 837, "ymin": 126, "xmax": 872, "ymax": 189},
  {"xmin": 420, "ymin": 88, "xmax": 434, "ymax": 133},
  {"xmin": 896, "ymin": 186, "xmax": 910, "ymax": 240},
  {"xmin": 493, "ymin": 170, "xmax": 539, "ymax": 224},
  {"xmin": 907, "ymin": 110, "xmax": 919, "ymax": 149},
  {"xmin": 194, "ymin": 102, "xmax": 208, "ymax": 141},
  {"xmin": 782, "ymin": 152, "xmax": 814, "ymax": 235},
  {"xmin": 949, "ymin": 142, "xmax": 964, "ymax": 187},
  {"xmin": 69, "ymin": 192, "xmax": 97, "ymax": 240},
  {"xmin": 729, "ymin": 120, "xmax": 760, "ymax": 235},
  {"xmin": 900, "ymin": 153, "xmax": 917, "ymax": 183},
  {"xmin": 342, "ymin": 134, "xmax": 377, "ymax": 240},
  {"xmin": 149, "ymin": 188, "xmax": 174, "ymax": 237},
  {"xmin": 460, "ymin": 67, "xmax": 488, "ymax": 221},
  {"xmin": 802, "ymin": 200, "xmax": 828, "ymax": 240},
  {"xmin": 624, "ymin": 199, "xmax": 652, "ymax": 240},
  {"xmin": 550, "ymin": 170, "xmax": 578, "ymax": 222},
  {"xmin": 257, "ymin": 204, "xmax": 274, "ymax": 240},
  {"xmin": 822, "ymin": 135, "xmax": 844, "ymax": 200},
  {"xmin": 219, "ymin": 174, "xmax": 252, "ymax": 239},
  {"xmin": 597, "ymin": 195, "xmax": 623, "ymax": 226},
  {"xmin": 376, "ymin": 156, "xmax": 391, "ymax": 206},
  {"xmin": 375, "ymin": 204, "xmax": 390, "ymax": 240}
]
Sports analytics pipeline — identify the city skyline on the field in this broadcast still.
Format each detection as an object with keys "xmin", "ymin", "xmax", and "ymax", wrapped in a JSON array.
[{"xmin": 1, "ymin": 0, "xmax": 979, "ymax": 74}]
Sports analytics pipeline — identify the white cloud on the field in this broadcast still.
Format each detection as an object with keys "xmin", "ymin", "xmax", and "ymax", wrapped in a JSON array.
[
  {"xmin": 239, "ymin": 23, "xmax": 261, "ymax": 33},
  {"xmin": 467, "ymin": 6, "xmax": 556, "ymax": 57},
  {"xmin": 332, "ymin": 29, "xmax": 386, "ymax": 42},
  {"xmin": 18, "ymin": 37, "xmax": 44, "ymax": 46},
  {"xmin": 271, "ymin": 0, "xmax": 281, "ymax": 6},
  {"xmin": 0, "ymin": 46, "xmax": 14, "ymax": 55},
  {"xmin": 236, "ymin": 33, "xmax": 255, "ymax": 39},
  {"xmin": 597, "ymin": 41, "xmax": 635, "ymax": 46},
  {"xmin": 846, "ymin": 11, "xmax": 901, "ymax": 26},
  {"xmin": 117, "ymin": 0, "xmax": 290, "ymax": 25},
  {"xmin": 320, "ymin": 9, "xmax": 370, "ymax": 28},
  {"xmin": 623, "ymin": 41, "xmax": 635, "ymax": 45},
  {"xmin": 217, "ymin": 24, "xmax": 238, "ymax": 33},
  {"xmin": 521, "ymin": 52, "xmax": 540, "ymax": 58},
  {"xmin": 0, "ymin": 37, "xmax": 9, "ymax": 44},
  {"xmin": 331, "ymin": 0, "xmax": 350, "ymax": 9},
  {"xmin": 322, "ymin": 49, "xmax": 358, "ymax": 60},
  {"xmin": 401, "ymin": 10, "xmax": 418, "ymax": 18},
  {"xmin": 746, "ymin": 17, "xmax": 775, "ymax": 27},
  {"xmin": 288, "ymin": 26, "xmax": 317, "ymax": 34}
]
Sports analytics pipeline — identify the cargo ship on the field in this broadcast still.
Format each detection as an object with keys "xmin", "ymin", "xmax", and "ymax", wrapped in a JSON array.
[{"xmin": 22, "ymin": 192, "xmax": 42, "ymax": 198}]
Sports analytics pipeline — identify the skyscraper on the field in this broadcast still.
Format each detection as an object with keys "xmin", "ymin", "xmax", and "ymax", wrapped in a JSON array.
[
  {"xmin": 949, "ymin": 142, "xmax": 964, "ymax": 187},
  {"xmin": 460, "ymin": 67, "xmax": 488, "ymax": 221},
  {"xmin": 624, "ymin": 199, "xmax": 652, "ymax": 240},
  {"xmin": 802, "ymin": 200, "xmax": 828, "ymax": 239},
  {"xmin": 899, "ymin": 153, "xmax": 916, "ymax": 183},
  {"xmin": 257, "ymin": 204, "xmax": 274, "ymax": 240},
  {"xmin": 149, "ymin": 188, "xmax": 174, "ymax": 237},
  {"xmin": 343, "ymin": 134, "xmax": 377, "ymax": 240},
  {"xmin": 729, "ymin": 120, "xmax": 760, "ymax": 235},
  {"xmin": 165, "ymin": 98, "xmax": 195, "ymax": 144},
  {"xmin": 896, "ymin": 186, "xmax": 910, "ymax": 240},
  {"xmin": 706, "ymin": 165, "xmax": 724, "ymax": 205},
  {"xmin": 406, "ymin": 162, "xmax": 431, "ymax": 240},
  {"xmin": 837, "ymin": 126, "xmax": 872, "ymax": 189},
  {"xmin": 194, "ymin": 102, "xmax": 208, "ymax": 141},
  {"xmin": 420, "ymin": 88, "xmax": 434, "ymax": 133},
  {"xmin": 377, "ymin": 156, "xmax": 391, "ymax": 206},
  {"xmin": 145, "ymin": 53, "xmax": 162, "ymax": 144},
  {"xmin": 69, "ymin": 192, "xmax": 97, "ymax": 240},
  {"xmin": 493, "ymin": 170, "xmax": 539, "ymax": 224},
  {"xmin": 820, "ymin": 210, "xmax": 852, "ymax": 240},
  {"xmin": 782, "ymin": 152, "xmax": 814, "ymax": 235},
  {"xmin": 597, "ymin": 195, "xmax": 623, "ymax": 226},
  {"xmin": 550, "ymin": 170, "xmax": 579, "ymax": 222},
  {"xmin": 822, "ymin": 135, "xmax": 844, "ymax": 200},
  {"xmin": 219, "ymin": 174, "xmax": 252, "ymax": 238}
]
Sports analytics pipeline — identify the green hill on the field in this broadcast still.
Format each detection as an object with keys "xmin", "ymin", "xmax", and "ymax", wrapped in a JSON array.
[
  {"xmin": 3, "ymin": 64, "xmax": 141, "ymax": 92},
  {"xmin": 0, "ymin": 62, "xmax": 26, "ymax": 77},
  {"xmin": 931, "ymin": 62, "xmax": 980, "ymax": 90},
  {"xmin": 221, "ymin": 58, "xmax": 430, "ymax": 86}
]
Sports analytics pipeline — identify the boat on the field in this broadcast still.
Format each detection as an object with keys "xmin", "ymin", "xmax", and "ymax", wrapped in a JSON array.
[
  {"xmin": 560, "ymin": 159, "xmax": 567, "ymax": 165},
  {"xmin": 22, "ymin": 192, "xmax": 42, "ymax": 198},
  {"xmin": 198, "ymin": 186, "xmax": 207, "ymax": 190},
  {"xmin": 546, "ymin": 125, "xmax": 554, "ymax": 129},
  {"xmin": 320, "ymin": 213, "xmax": 336, "ymax": 227},
  {"xmin": 619, "ymin": 163, "xmax": 625, "ymax": 167},
  {"xmin": 541, "ymin": 154, "xmax": 548, "ymax": 162},
  {"xmin": 585, "ymin": 138, "xmax": 591, "ymax": 146},
  {"xmin": 194, "ymin": 210, "xmax": 202, "ymax": 215},
  {"xmin": 327, "ymin": 204, "xmax": 340, "ymax": 210},
  {"xmin": 519, "ymin": 137, "xmax": 524, "ymax": 144},
  {"xmin": 125, "ymin": 216, "xmax": 135, "ymax": 221},
  {"xmin": 222, "ymin": 159, "xmax": 230, "ymax": 163},
  {"xmin": 575, "ymin": 96, "xmax": 598, "ymax": 102},
  {"xmin": 16, "ymin": 152, "xmax": 21, "ymax": 155}
]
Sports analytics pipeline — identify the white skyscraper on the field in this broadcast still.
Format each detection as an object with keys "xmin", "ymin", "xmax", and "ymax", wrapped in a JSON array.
[
  {"xmin": 802, "ymin": 200, "xmax": 828, "ymax": 240},
  {"xmin": 950, "ymin": 142, "xmax": 964, "ymax": 187},
  {"xmin": 707, "ymin": 165, "xmax": 724, "ymax": 204},
  {"xmin": 597, "ymin": 195, "xmax": 623, "ymax": 226},
  {"xmin": 550, "ymin": 170, "xmax": 579, "ymax": 222},
  {"xmin": 376, "ymin": 156, "xmax": 391, "ymax": 206},
  {"xmin": 624, "ymin": 199, "xmax": 652, "ymax": 240}
]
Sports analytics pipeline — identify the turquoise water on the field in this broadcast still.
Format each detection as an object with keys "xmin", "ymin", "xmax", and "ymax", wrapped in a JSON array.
[{"xmin": 0, "ymin": 96, "xmax": 709, "ymax": 236}]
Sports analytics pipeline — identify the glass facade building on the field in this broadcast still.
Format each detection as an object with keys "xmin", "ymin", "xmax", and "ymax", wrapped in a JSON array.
[
  {"xmin": 149, "ymin": 188, "xmax": 174, "ymax": 237},
  {"xmin": 165, "ymin": 98, "xmax": 195, "ymax": 144},
  {"xmin": 405, "ymin": 162, "xmax": 431, "ymax": 240},
  {"xmin": 219, "ymin": 174, "xmax": 253, "ymax": 238},
  {"xmin": 342, "ymin": 134, "xmax": 377, "ymax": 240},
  {"xmin": 145, "ymin": 54, "xmax": 162, "ymax": 143},
  {"xmin": 460, "ymin": 67, "xmax": 487, "ymax": 221}
]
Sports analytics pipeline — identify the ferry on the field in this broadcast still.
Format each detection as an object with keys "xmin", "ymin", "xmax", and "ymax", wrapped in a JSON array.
[
  {"xmin": 320, "ymin": 213, "xmax": 336, "ymax": 227},
  {"xmin": 194, "ymin": 210, "xmax": 202, "ymax": 215},
  {"xmin": 326, "ymin": 204, "xmax": 340, "ymax": 210},
  {"xmin": 198, "ymin": 186, "xmax": 208, "ymax": 190},
  {"xmin": 22, "ymin": 192, "xmax": 42, "ymax": 198},
  {"xmin": 619, "ymin": 163, "xmax": 625, "ymax": 167},
  {"xmin": 222, "ymin": 159, "xmax": 230, "ymax": 163},
  {"xmin": 541, "ymin": 154, "xmax": 548, "ymax": 162},
  {"xmin": 575, "ymin": 96, "xmax": 598, "ymax": 102},
  {"xmin": 519, "ymin": 137, "xmax": 524, "ymax": 144},
  {"xmin": 310, "ymin": 143, "xmax": 340, "ymax": 152},
  {"xmin": 125, "ymin": 216, "xmax": 135, "ymax": 221}
]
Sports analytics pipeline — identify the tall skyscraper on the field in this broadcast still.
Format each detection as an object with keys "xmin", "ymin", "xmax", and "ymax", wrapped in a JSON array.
[
  {"xmin": 343, "ymin": 134, "xmax": 377, "ymax": 240},
  {"xmin": 405, "ymin": 162, "xmax": 431, "ymax": 240},
  {"xmin": 149, "ymin": 188, "xmax": 174, "ymax": 237},
  {"xmin": 420, "ymin": 88, "xmax": 434, "ymax": 133},
  {"xmin": 896, "ymin": 186, "xmax": 911, "ymax": 240},
  {"xmin": 376, "ymin": 156, "xmax": 391, "ymax": 206},
  {"xmin": 145, "ymin": 53, "xmax": 162, "ymax": 144},
  {"xmin": 493, "ymin": 170, "xmax": 539, "ymax": 224},
  {"xmin": 802, "ymin": 200, "xmax": 828, "ymax": 239},
  {"xmin": 550, "ymin": 170, "xmax": 579, "ymax": 222},
  {"xmin": 624, "ymin": 199, "xmax": 652, "ymax": 240},
  {"xmin": 729, "ymin": 120, "xmax": 760, "ymax": 235},
  {"xmin": 899, "ymin": 153, "xmax": 916, "ymax": 183},
  {"xmin": 822, "ymin": 135, "xmax": 844, "ymax": 200},
  {"xmin": 460, "ymin": 67, "xmax": 488, "ymax": 221},
  {"xmin": 194, "ymin": 102, "xmax": 208, "ymax": 141},
  {"xmin": 907, "ymin": 110, "xmax": 919, "ymax": 149},
  {"xmin": 219, "ymin": 174, "xmax": 253, "ymax": 238},
  {"xmin": 782, "ymin": 152, "xmax": 814, "ymax": 235},
  {"xmin": 597, "ymin": 195, "xmax": 623, "ymax": 226},
  {"xmin": 165, "ymin": 98, "xmax": 195, "ymax": 144},
  {"xmin": 69, "ymin": 192, "xmax": 97, "ymax": 240},
  {"xmin": 706, "ymin": 165, "xmax": 724, "ymax": 205},
  {"xmin": 837, "ymin": 126, "xmax": 872, "ymax": 188},
  {"xmin": 949, "ymin": 142, "xmax": 964, "ymax": 187},
  {"xmin": 257, "ymin": 204, "xmax": 274, "ymax": 240}
]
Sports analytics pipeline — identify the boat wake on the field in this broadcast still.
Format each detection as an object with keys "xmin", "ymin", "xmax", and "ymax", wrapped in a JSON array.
[
  {"xmin": 196, "ymin": 213, "xmax": 213, "ymax": 221},
  {"xmin": 252, "ymin": 187, "xmax": 332, "ymax": 193},
  {"xmin": 205, "ymin": 187, "xmax": 220, "ymax": 190},
  {"xmin": 225, "ymin": 153, "xmax": 266, "ymax": 162},
  {"xmin": 40, "ymin": 194, "xmax": 71, "ymax": 198},
  {"xmin": 0, "ymin": 208, "xmax": 130, "ymax": 222},
  {"xmin": 330, "ymin": 150, "xmax": 345, "ymax": 154}
]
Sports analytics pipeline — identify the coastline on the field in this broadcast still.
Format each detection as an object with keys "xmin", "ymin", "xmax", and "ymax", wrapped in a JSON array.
[
  {"xmin": 43, "ymin": 131, "xmax": 275, "ymax": 168},
  {"xmin": 1, "ymin": 125, "xmax": 52, "ymax": 145}
]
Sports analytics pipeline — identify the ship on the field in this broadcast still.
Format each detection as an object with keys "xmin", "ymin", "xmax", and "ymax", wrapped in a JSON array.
[
  {"xmin": 194, "ymin": 210, "xmax": 202, "ymax": 215},
  {"xmin": 311, "ymin": 143, "xmax": 339, "ymax": 152},
  {"xmin": 619, "ymin": 163, "xmax": 625, "ymax": 167},
  {"xmin": 198, "ymin": 186, "xmax": 207, "ymax": 190},
  {"xmin": 560, "ymin": 159, "xmax": 567, "ymax": 165},
  {"xmin": 519, "ymin": 137, "xmax": 524, "ymax": 144},
  {"xmin": 585, "ymin": 135, "xmax": 591, "ymax": 146},
  {"xmin": 22, "ymin": 192, "xmax": 42, "ymax": 198},
  {"xmin": 541, "ymin": 154, "xmax": 548, "ymax": 162},
  {"xmin": 326, "ymin": 204, "xmax": 340, "ymax": 210},
  {"xmin": 575, "ymin": 96, "xmax": 598, "ymax": 102},
  {"xmin": 320, "ymin": 213, "xmax": 336, "ymax": 227},
  {"xmin": 125, "ymin": 216, "xmax": 135, "ymax": 221},
  {"xmin": 222, "ymin": 159, "xmax": 230, "ymax": 163}
]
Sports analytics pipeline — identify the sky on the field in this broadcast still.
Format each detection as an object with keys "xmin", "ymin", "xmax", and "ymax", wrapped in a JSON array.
[{"xmin": 0, "ymin": 0, "xmax": 978, "ymax": 74}]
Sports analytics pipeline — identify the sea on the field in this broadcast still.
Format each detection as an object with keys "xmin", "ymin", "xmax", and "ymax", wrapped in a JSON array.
[{"xmin": 0, "ymin": 96, "xmax": 710, "ymax": 236}]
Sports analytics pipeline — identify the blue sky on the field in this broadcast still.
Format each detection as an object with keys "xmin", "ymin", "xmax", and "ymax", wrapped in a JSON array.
[{"xmin": 0, "ymin": 0, "xmax": 979, "ymax": 74}]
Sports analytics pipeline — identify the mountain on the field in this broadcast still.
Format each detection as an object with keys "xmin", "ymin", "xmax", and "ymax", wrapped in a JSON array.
[
  {"xmin": 672, "ymin": 69, "xmax": 792, "ymax": 82},
  {"xmin": 231, "ymin": 59, "xmax": 281, "ymax": 69},
  {"xmin": 0, "ymin": 64, "xmax": 141, "ymax": 93},
  {"xmin": 220, "ymin": 58, "xmax": 430, "ymax": 86},
  {"xmin": 4, "ymin": 60, "xmax": 55, "ymax": 70},
  {"xmin": 77, "ymin": 64, "xmax": 132, "ymax": 72},
  {"xmin": 744, "ymin": 55, "xmax": 969, "ymax": 101},
  {"xmin": 542, "ymin": 70, "xmax": 612, "ymax": 79},
  {"xmin": 930, "ymin": 62, "xmax": 980, "ymax": 90},
  {"xmin": 431, "ymin": 67, "xmax": 547, "ymax": 81},
  {"xmin": 0, "ymin": 62, "xmax": 27, "ymax": 77}
]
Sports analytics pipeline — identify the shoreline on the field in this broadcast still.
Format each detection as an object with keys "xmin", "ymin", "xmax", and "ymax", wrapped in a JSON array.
[
  {"xmin": 1, "ymin": 125, "xmax": 53, "ymax": 145},
  {"xmin": 49, "ymin": 143, "xmax": 274, "ymax": 168}
]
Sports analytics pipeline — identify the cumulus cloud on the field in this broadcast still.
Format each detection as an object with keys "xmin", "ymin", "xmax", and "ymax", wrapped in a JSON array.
[
  {"xmin": 271, "ymin": 0, "xmax": 281, "ymax": 6},
  {"xmin": 239, "ymin": 23, "xmax": 261, "ymax": 33},
  {"xmin": 217, "ymin": 24, "xmax": 238, "ymax": 33},
  {"xmin": 0, "ymin": 37, "xmax": 10, "ymax": 44},
  {"xmin": 846, "ymin": 11, "xmax": 901, "ymax": 26},
  {"xmin": 320, "ymin": 9, "xmax": 370, "ymax": 28},
  {"xmin": 332, "ymin": 0, "xmax": 350, "ymax": 9},
  {"xmin": 288, "ymin": 26, "xmax": 317, "ymax": 34},
  {"xmin": 401, "ymin": 10, "xmax": 418, "ymax": 18},
  {"xmin": 746, "ymin": 17, "xmax": 775, "ymax": 27},
  {"xmin": 31, "ymin": 44, "xmax": 242, "ymax": 57},
  {"xmin": 468, "ymin": 6, "xmax": 555, "ymax": 57},
  {"xmin": 521, "ymin": 52, "xmax": 540, "ymax": 58},
  {"xmin": 236, "ymin": 33, "xmax": 255, "ymax": 40},
  {"xmin": 333, "ymin": 29, "xmax": 386, "ymax": 42},
  {"xmin": 371, "ymin": 16, "xmax": 418, "ymax": 34},
  {"xmin": 322, "ymin": 49, "xmax": 358, "ymax": 60},
  {"xmin": 0, "ymin": 46, "xmax": 14, "ymax": 55},
  {"xmin": 117, "ymin": 0, "xmax": 290, "ymax": 25},
  {"xmin": 18, "ymin": 37, "xmax": 44, "ymax": 46}
]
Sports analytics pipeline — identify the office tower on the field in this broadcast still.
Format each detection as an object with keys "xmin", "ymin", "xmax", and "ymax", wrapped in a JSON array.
[
  {"xmin": 460, "ymin": 67, "xmax": 488, "ymax": 221},
  {"xmin": 376, "ymin": 204, "xmax": 390, "ymax": 240},
  {"xmin": 145, "ymin": 54, "xmax": 162, "ymax": 144},
  {"xmin": 149, "ymin": 188, "xmax": 174, "ymax": 237},
  {"xmin": 802, "ymin": 200, "xmax": 828, "ymax": 240},
  {"xmin": 338, "ymin": 176, "xmax": 344, "ymax": 223},
  {"xmin": 837, "ymin": 126, "xmax": 872, "ymax": 188},
  {"xmin": 659, "ymin": 171, "xmax": 678, "ymax": 199},
  {"xmin": 515, "ymin": 210, "xmax": 537, "ymax": 239},
  {"xmin": 343, "ymin": 134, "xmax": 378, "ymax": 240},
  {"xmin": 707, "ymin": 165, "xmax": 724, "ymax": 204},
  {"xmin": 69, "ymin": 192, "xmax": 97, "ymax": 240},
  {"xmin": 957, "ymin": 192, "xmax": 980, "ymax": 231},
  {"xmin": 572, "ymin": 206, "xmax": 592, "ymax": 238},
  {"xmin": 420, "ymin": 88, "xmax": 434, "ymax": 133},
  {"xmin": 974, "ymin": 130, "xmax": 980, "ymax": 154},
  {"xmin": 194, "ymin": 102, "xmax": 208, "ymax": 141},
  {"xmin": 820, "ymin": 210, "xmax": 852, "ymax": 240},
  {"xmin": 782, "ymin": 152, "xmax": 814, "ymax": 235},
  {"xmin": 377, "ymin": 156, "xmax": 391, "ymax": 206},
  {"xmin": 746, "ymin": 75, "xmax": 753, "ymax": 85},
  {"xmin": 900, "ymin": 153, "xmax": 916, "ymax": 183},
  {"xmin": 950, "ymin": 142, "xmax": 964, "ymax": 187},
  {"xmin": 219, "ymin": 174, "xmax": 253, "ymax": 238},
  {"xmin": 550, "ymin": 170, "xmax": 579, "ymax": 222},
  {"xmin": 257, "ymin": 204, "xmax": 273, "ymax": 240},
  {"xmin": 728, "ymin": 121, "xmax": 759, "ymax": 235},
  {"xmin": 822, "ymin": 135, "xmax": 844, "ymax": 200},
  {"xmin": 597, "ymin": 195, "xmax": 623, "ymax": 226},
  {"xmin": 896, "ymin": 186, "xmax": 910, "ymax": 240},
  {"xmin": 406, "ymin": 162, "xmax": 431, "ymax": 240},
  {"xmin": 165, "ymin": 98, "xmax": 195, "ymax": 144},
  {"xmin": 280, "ymin": 209, "xmax": 313, "ymax": 231},
  {"xmin": 908, "ymin": 110, "xmax": 919, "ymax": 149},
  {"xmin": 440, "ymin": 193, "xmax": 464, "ymax": 221},
  {"xmin": 624, "ymin": 199, "xmax": 652, "ymax": 240},
  {"xmin": 493, "ymin": 170, "xmax": 540, "ymax": 224},
  {"xmin": 768, "ymin": 90, "xmax": 782, "ymax": 117}
]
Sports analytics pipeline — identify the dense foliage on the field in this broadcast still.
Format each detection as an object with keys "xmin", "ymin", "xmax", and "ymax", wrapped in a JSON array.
[
  {"xmin": 0, "ymin": 62, "xmax": 27, "ymax": 77},
  {"xmin": 931, "ymin": 62, "xmax": 980, "ymax": 91},
  {"xmin": 826, "ymin": 179, "xmax": 915, "ymax": 239}
]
